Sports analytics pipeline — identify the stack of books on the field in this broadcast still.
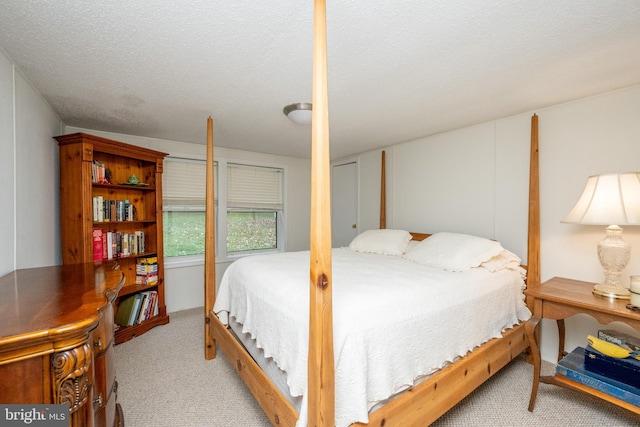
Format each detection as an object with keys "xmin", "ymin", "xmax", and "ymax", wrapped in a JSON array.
[
  {"xmin": 136, "ymin": 256, "xmax": 158, "ymax": 286},
  {"xmin": 556, "ymin": 329, "xmax": 640, "ymax": 406}
]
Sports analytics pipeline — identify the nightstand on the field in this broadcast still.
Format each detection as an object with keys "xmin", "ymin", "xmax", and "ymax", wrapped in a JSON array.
[{"xmin": 525, "ymin": 276, "xmax": 640, "ymax": 414}]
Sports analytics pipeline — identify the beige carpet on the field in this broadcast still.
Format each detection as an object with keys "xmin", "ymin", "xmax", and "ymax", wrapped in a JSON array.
[{"xmin": 115, "ymin": 308, "xmax": 639, "ymax": 426}]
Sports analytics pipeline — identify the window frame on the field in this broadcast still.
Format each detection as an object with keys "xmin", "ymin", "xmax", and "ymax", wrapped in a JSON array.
[{"xmin": 163, "ymin": 155, "xmax": 286, "ymax": 267}]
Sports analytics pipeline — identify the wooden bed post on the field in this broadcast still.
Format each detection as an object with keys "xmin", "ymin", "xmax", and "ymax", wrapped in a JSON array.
[
  {"xmin": 204, "ymin": 116, "xmax": 217, "ymax": 360},
  {"xmin": 527, "ymin": 114, "xmax": 540, "ymax": 297},
  {"xmin": 308, "ymin": 0, "xmax": 335, "ymax": 425},
  {"xmin": 380, "ymin": 150, "xmax": 386, "ymax": 229}
]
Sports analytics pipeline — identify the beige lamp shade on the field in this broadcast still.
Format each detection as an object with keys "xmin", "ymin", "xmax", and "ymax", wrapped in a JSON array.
[{"xmin": 562, "ymin": 172, "xmax": 640, "ymax": 226}]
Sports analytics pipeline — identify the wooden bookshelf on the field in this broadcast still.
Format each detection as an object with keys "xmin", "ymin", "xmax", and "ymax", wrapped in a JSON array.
[{"xmin": 56, "ymin": 132, "xmax": 170, "ymax": 344}]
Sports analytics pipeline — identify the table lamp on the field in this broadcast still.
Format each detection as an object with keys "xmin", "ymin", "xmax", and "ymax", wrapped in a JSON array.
[{"xmin": 562, "ymin": 172, "xmax": 640, "ymax": 299}]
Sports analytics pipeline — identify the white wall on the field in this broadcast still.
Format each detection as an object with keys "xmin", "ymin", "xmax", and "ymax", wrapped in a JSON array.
[
  {"xmin": 64, "ymin": 125, "xmax": 311, "ymax": 313},
  {"xmin": 0, "ymin": 49, "xmax": 15, "ymax": 275},
  {"xmin": 392, "ymin": 122, "xmax": 498, "ymax": 238},
  {"xmin": 0, "ymin": 47, "xmax": 62, "ymax": 275},
  {"xmin": 536, "ymin": 86, "xmax": 640, "ymax": 362},
  {"xmin": 340, "ymin": 84, "xmax": 640, "ymax": 363}
]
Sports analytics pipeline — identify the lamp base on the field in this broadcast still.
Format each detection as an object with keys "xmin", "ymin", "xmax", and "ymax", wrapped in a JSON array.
[{"xmin": 592, "ymin": 283, "xmax": 631, "ymax": 299}]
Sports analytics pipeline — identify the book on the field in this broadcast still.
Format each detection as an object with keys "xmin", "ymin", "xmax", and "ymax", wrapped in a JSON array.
[
  {"xmin": 102, "ymin": 231, "xmax": 108, "ymax": 260},
  {"xmin": 93, "ymin": 228, "xmax": 103, "ymax": 261},
  {"xmin": 97, "ymin": 196, "xmax": 104, "ymax": 222},
  {"xmin": 93, "ymin": 196, "xmax": 99, "ymax": 221},
  {"xmin": 109, "ymin": 200, "xmax": 116, "ymax": 222},
  {"xmin": 106, "ymin": 232, "xmax": 114, "ymax": 260},
  {"xmin": 128, "ymin": 294, "xmax": 144, "ymax": 326},
  {"xmin": 584, "ymin": 345, "xmax": 640, "ymax": 388},
  {"xmin": 135, "ymin": 230, "xmax": 145, "ymax": 254},
  {"xmin": 598, "ymin": 329, "xmax": 640, "ymax": 359},
  {"xmin": 148, "ymin": 291, "xmax": 158, "ymax": 318},
  {"xmin": 556, "ymin": 347, "xmax": 640, "ymax": 406},
  {"xmin": 115, "ymin": 295, "xmax": 137, "ymax": 327},
  {"xmin": 137, "ymin": 292, "xmax": 151, "ymax": 324}
]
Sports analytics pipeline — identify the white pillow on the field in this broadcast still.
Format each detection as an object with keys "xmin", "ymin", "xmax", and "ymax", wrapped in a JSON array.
[
  {"xmin": 403, "ymin": 232, "xmax": 504, "ymax": 272},
  {"xmin": 348, "ymin": 229, "xmax": 412, "ymax": 256},
  {"xmin": 480, "ymin": 249, "xmax": 522, "ymax": 272}
]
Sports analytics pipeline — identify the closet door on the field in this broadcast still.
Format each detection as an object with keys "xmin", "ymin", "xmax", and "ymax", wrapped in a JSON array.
[{"xmin": 331, "ymin": 161, "xmax": 358, "ymax": 248}]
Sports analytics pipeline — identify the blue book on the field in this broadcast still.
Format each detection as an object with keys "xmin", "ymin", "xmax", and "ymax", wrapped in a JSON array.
[
  {"xmin": 556, "ymin": 347, "xmax": 640, "ymax": 407},
  {"xmin": 584, "ymin": 345, "xmax": 640, "ymax": 388}
]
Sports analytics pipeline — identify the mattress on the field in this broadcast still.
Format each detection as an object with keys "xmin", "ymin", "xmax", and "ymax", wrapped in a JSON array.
[{"xmin": 215, "ymin": 248, "xmax": 531, "ymax": 426}]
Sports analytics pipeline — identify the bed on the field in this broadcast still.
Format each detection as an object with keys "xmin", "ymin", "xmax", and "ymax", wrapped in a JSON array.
[
  {"xmin": 215, "ymin": 233, "xmax": 531, "ymax": 426},
  {"xmin": 204, "ymin": 2, "xmax": 541, "ymax": 426}
]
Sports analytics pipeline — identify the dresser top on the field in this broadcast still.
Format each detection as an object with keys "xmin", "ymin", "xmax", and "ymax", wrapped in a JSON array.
[{"xmin": 0, "ymin": 263, "xmax": 124, "ymax": 343}]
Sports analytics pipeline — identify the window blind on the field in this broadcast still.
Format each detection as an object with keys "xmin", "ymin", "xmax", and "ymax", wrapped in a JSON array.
[
  {"xmin": 163, "ymin": 158, "xmax": 216, "ymax": 208},
  {"xmin": 227, "ymin": 163, "xmax": 283, "ymax": 210}
]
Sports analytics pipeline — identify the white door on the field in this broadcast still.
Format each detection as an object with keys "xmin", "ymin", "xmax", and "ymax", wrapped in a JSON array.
[{"xmin": 331, "ymin": 161, "xmax": 358, "ymax": 247}]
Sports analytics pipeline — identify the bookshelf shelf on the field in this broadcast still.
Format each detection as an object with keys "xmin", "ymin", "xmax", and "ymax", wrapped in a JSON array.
[
  {"xmin": 56, "ymin": 132, "xmax": 170, "ymax": 345},
  {"xmin": 550, "ymin": 374, "xmax": 640, "ymax": 413},
  {"xmin": 93, "ymin": 182, "xmax": 157, "ymax": 191},
  {"xmin": 525, "ymin": 276, "xmax": 640, "ymax": 415},
  {"xmin": 119, "ymin": 281, "xmax": 162, "ymax": 297}
]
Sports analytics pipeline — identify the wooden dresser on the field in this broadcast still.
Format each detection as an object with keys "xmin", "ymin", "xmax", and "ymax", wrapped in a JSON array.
[{"xmin": 0, "ymin": 262, "xmax": 125, "ymax": 427}]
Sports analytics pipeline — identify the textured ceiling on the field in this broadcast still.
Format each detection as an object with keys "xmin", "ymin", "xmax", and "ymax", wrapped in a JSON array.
[{"xmin": 1, "ymin": 1, "xmax": 640, "ymax": 159}]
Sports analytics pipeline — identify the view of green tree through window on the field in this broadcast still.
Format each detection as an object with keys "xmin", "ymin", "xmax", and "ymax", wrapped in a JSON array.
[
  {"xmin": 227, "ymin": 211, "xmax": 277, "ymax": 252},
  {"xmin": 163, "ymin": 158, "xmax": 284, "ymax": 259},
  {"xmin": 163, "ymin": 211, "xmax": 206, "ymax": 257}
]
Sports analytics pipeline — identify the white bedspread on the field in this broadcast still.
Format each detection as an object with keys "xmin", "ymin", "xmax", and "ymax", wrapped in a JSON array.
[{"xmin": 214, "ymin": 248, "xmax": 531, "ymax": 427}]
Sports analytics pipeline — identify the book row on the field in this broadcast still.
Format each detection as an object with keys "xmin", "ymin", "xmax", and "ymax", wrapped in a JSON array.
[
  {"xmin": 93, "ymin": 228, "xmax": 146, "ymax": 261},
  {"xmin": 93, "ymin": 196, "xmax": 138, "ymax": 222},
  {"xmin": 115, "ymin": 291, "xmax": 159, "ymax": 327},
  {"xmin": 556, "ymin": 329, "xmax": 640, "ymax": 406},
  {"xmin": 92, "ymin": 160, "xmax": 109, "ymax": 184}
]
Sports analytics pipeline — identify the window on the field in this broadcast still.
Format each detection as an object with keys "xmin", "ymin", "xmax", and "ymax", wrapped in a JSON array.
[
  {"xmin": 162, "ymin": 158, "xmax": 212, "ymax": 257},
  {"xmin": 227, "ymin": 163, "xmax": 284, "ymax": 254},
  {"xmin": 162, "ymin": 157, "xmax": 284, "ymax": 261}
]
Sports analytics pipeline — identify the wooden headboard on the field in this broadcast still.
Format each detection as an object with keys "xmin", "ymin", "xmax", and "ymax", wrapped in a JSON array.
[
  {"xmin": 410, "ymin": 232, "xmax": 431, "ymax": 241},
  {"xmin": 378, "ymin": 115, "xmax": 540, "ymax": 290}
]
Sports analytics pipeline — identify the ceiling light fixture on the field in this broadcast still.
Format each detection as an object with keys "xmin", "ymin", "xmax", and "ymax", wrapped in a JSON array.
[{"xmin": 283, "ymin": 102, "xmax": 312, "ymax": 125}]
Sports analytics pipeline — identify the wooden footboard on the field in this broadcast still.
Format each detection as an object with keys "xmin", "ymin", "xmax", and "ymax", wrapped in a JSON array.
[
  {"xmin": 208, "ymin": 310, "xmax": 299, "ymax": 427},
  {"xmin": 209, "ymin": 308, "xmax": 528, "ymax": 427},
  {"xmin": 358, "ymin": 322, "xmax": 529, "ymax": 426}
]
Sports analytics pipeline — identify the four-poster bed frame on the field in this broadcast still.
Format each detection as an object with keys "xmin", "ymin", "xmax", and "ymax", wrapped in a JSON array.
[{"xmin": 204, "ymin": 2, "xmax": 540, "ymax": 425}]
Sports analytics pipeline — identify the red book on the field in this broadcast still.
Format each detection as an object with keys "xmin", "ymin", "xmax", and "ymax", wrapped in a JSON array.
[
  {"xmin": 93, "ymin": 228, "xmax": 103, "ymax": 261},
  {"xmin": 102, "ymin": 232, "xmax": 108, "ymax": 259}
]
